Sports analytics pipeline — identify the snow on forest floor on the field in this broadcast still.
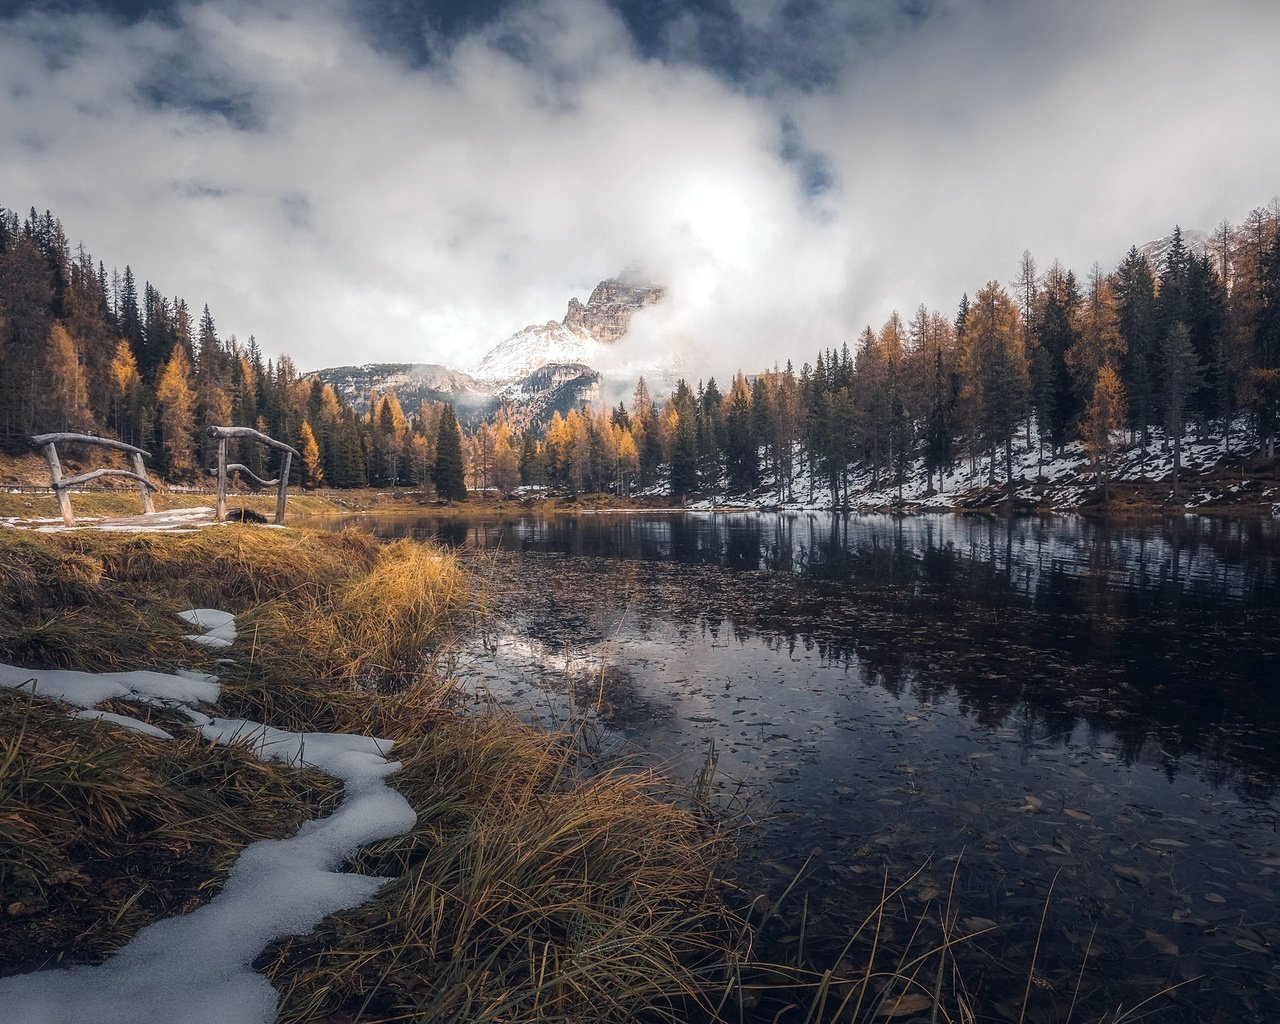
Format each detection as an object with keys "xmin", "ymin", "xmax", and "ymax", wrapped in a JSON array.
[
  {"xmin": 0, "ymin": 506, "xmax": 223, "ymax": 533},
  {"xmin": 683, "ymin": 420, "xmax": 1279, "ymax": 514},
  {"xmin": 0, "ymin": 609, "xmax": 415, "ymax": 1024}
]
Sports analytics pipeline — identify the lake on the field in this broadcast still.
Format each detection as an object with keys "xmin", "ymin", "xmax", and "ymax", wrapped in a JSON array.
[{"xmin": 300, "ymin": 510, "xmax": 1280, "ymax": 1023}]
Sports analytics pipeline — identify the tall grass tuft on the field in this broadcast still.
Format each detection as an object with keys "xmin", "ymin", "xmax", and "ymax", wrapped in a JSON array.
[
  {"xmin": 263, "ymin": 714, "xmax": 745, "ymax": 1024},
  {"xmin": 1, "ymin": 523, "xmax": 745, "ymax": 1020}
]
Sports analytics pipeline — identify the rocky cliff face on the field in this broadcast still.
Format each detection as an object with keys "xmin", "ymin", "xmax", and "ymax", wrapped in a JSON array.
[{"xmin": 562, "ymin": 278, "xmax": 664, "ymax": 344}]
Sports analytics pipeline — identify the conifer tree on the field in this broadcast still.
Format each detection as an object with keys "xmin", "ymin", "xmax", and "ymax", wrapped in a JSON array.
[
  {"xmin": 155, "ymin": 344, "xmax": 196, "ymax": 478},
  {"xmin": 1082, "ymin": 365, "xmax": 1127, "ymax": 501},
  {"xmin": 1032, "ymin": 264, "xmax": 1080, "ymax": 450},
  {"xmin": 1114, "ymin": 246, "xmax": 1159, "ymax": 445},
  {"xmin": 962, "ymin": 282, "xmax": 1030, "ymax": 494},
  {"xmin": 434, "ymin": 403, "xmax": 467, "ymax": 501},
  {"xmin": 722, "ymin": 373, "xmax": 758, "ymax": 493},
  {"xmin": 668, "ymin": 380, "xmax": 700, "ymax": 498},
  {"xmin": 1162, "ymin": 322, "xmax": 1202, "ymax": 497},
  {"xmin": 298, "ymin": 420, "xmax": 323, "ymax": 487},
  {"xmin": 107, "ymin": 339, "xmax": 145, "ymax": 445},
  {"xmin": 44, "ymin": 322, "xmax": 90, "ymax": 431}
]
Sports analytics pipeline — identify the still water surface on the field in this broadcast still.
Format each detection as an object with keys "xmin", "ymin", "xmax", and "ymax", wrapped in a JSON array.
[{"xmin": 304, "ymin": 512, "xmax": 1280, "ymax": 1023}]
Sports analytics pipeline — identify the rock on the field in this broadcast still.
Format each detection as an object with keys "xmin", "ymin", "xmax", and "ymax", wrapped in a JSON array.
[{"xmin": 564, "ymin": 276, "xmax": 664, "ymax": 344}]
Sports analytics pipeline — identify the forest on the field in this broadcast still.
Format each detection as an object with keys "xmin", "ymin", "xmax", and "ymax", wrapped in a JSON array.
[{"xmin": 2, "ymin": 202, "xmax": 1278, "ymax": 501}]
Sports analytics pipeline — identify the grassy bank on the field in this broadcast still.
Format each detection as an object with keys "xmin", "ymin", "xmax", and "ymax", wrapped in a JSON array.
[{"xmin": 0, "ymin": 526, "xmax": 745, "ymax": 1021}]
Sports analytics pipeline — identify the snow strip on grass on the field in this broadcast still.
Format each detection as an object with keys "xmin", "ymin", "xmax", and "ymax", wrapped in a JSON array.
[
  {"xmin": 69, "ymin": 709, "xmax": 173, "ymax": 739},
  {"xmin": 0, "ymin": 663, "xmax": 220, "ymax": 709},
  {"xmin": 177, "ymin": 607, "xmax": 238, "ymax": 648},
  {"xmin": 0, "ymin": 609, "xmax": 417, "ymax": 1024}
]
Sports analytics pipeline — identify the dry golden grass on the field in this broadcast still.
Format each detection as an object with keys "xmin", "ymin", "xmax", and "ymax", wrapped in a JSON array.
[
  {"xmin": 0, "ymin": 524, "xmax": 744, "ymax": 1021},
  {"xmin": 264, "ymin": 714, "xmax": 744, "ymax": 1024},
  {"xmin": 0, "ymin": 687, "xmax": 341, "ymax": 972}
]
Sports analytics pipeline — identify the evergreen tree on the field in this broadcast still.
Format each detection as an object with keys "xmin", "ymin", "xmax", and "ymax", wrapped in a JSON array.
[
  {"xmin": 924, "ymin": 344, "xmax": 954, "ymax": 491},
  {"xmin": 722, "ymin": 373, "xmax": 758, "ymax": 493},
  {"xmin": 1162, "ymin": 322, "xmax": 1203, "ymax": 497},
  {"xmin": 1032, "ymin": 263, "xmax": 1080, "ymax": 449},
  {"xmin": 669, "ymin": 379, "xmax": 700, "ymax": 498},
  {"xmin": 1114, "ymin": 246, "xmax": 1159, "ymax": 444},
  {"xmin": 434, "ymin": 403, "xmax": 467, "ymax": 501}
]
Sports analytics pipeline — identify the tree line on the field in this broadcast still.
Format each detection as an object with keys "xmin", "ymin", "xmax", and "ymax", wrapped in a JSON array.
[
  {"xmin": 0, "ymin": 205, "xmax": 470, "ymax": 496},
  {"xmin": 514, "ymin": 204, "xmax": 1280, "ymax": 502},
  {"xmin": 3, "ymin": 201, "xmax": 1278, "ymax": 501}
]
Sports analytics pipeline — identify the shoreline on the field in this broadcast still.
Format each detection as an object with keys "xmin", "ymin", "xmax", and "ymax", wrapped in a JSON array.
[{"xmin": 0, "ymin": 526, "xmax": 745, "ymax": 1022}]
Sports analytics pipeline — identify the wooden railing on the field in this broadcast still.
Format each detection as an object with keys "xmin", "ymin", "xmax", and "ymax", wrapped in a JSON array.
[
  {"xmin": 208, "ymin": 425, "xmax": 301, "ymax": 524},
  {"xmin": 30, "ymin": 432, "xmax": 157, "ymax": 526}
]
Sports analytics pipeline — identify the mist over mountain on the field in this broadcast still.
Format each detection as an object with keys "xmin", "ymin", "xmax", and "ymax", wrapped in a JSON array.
[{"xmin": 312, "ymin": 274, "xmax": 663, "ymax": 423}]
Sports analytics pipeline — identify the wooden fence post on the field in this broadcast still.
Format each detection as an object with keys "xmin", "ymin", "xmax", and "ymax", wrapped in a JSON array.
[
  {"xmin": 43, "ymin": 443, "xmax": 75, "ymax": 526},
  {"xmin": 216, "ymin": 437, "xmax": 228, "ymax": 521},
  {"xmin": 132, "ymin": 452, "xmax": 156, "ymax": 515},
  {"xmin": 276, "ymin": 451, "xmax": 292, "ymax": 525}
]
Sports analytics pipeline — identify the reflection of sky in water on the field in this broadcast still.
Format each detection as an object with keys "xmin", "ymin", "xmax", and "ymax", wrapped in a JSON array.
[
  {"xmin": 449, "ymin": 553, "xmax": 1280, "ymax": 1023},
  {"xmin": 307, "ymin": 512, "xmax": 1280, "ymax": 1022}
]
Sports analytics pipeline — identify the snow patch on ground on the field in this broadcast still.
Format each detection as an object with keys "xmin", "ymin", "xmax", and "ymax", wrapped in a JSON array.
[
  {"xmin": 676, "ymin": 419, "xmax": 1273, "ymax": 514},
  {"xmin": 0, "ymin": 608, "xmax": 417, "ymax": 1024},
  {"xmin": 26, "ymin": 507, "xmax": 220, "ymax": 533},
  {"xmin": 0, "ymin": 663, "xmax": 222, "ymax": 709},
  {"xmin": 177, "ymin": 608, "xmax": 238, "ymax": 648},
  {"xmin": 70, "ymin": 709, "xmax": 174, "ymax": 740}
]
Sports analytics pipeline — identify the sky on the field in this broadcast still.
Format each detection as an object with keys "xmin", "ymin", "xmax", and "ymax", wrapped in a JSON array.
[{"xmin": 2, "ymin": 0, "xmax": 1279, "ymax": 379}]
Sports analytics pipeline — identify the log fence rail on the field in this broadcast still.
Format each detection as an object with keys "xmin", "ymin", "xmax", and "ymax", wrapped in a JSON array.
[
  {"xmin": 30, "ymin": 432, "xmax": 157, "ymax": 526},
  {"xmin": 208, "ymin": 425, "xmax": 301, "ymax": 524}
]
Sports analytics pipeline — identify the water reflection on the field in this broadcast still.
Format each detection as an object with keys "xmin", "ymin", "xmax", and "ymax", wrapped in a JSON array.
[
  {"xmin": 311, "ymin": 511, "xmax": 1280, "ymax": 608},
  {"xmin": 300, "ymin": 511, "xmax": 1280, "ymax": 1022}
]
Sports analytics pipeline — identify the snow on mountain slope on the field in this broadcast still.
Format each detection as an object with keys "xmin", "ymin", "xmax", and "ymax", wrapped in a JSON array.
[
  {"xmin": 1133, "ymin": 228, "xmax": 1210, "ymax": 270},
  {"xmin": 475, "ymin": 321, "xmax": 608, "ymax": 384},
  {"xmin": 473, "ymin": 275, "xmax": 663, "ymax": 385}
]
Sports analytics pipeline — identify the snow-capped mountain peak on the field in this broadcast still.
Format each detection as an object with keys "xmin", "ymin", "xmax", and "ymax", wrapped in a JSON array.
[{"xmin": 473, "ymin": 275, "xmax": 663, "ymax": 385}]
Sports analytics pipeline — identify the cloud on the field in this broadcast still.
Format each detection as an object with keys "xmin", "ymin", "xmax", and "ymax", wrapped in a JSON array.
[
  {"xmin": 1, "ymin": 0, "xmax": 1278, "ymax": 386},
  {"xmin": 800, "ymin": 0, "xmax": 1280, "ymax": 329}
]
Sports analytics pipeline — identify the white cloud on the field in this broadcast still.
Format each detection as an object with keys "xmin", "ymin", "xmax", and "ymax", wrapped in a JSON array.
[{"xmin": 1, "ymin": 0, "xmax": 1277, "ymax": 385}]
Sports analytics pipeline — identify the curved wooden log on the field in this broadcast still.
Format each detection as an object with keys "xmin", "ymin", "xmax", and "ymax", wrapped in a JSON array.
[
  {"xmin": 31, "ymin": 433, "xmax": 150, "ymax": 458},
  {"xmin": 206, "ymin": 425, "xmax": 301, "ymax": 458},
  {"xmin": 207, "ymin": 465, "xmax": 280, "ymax": 488},
  {"xmin": 57, "ymin": 468, "xmax": 159, "ymax": 491}
]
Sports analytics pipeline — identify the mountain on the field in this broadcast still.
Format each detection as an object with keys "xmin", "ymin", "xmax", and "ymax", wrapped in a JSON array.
[
  {"xmin": 317, "ymin": 362, "xmax": 493, "ymax": 419},
  {"xmin": 1133, "ymin": 227, "xmax": 1211, "ymax": 271},
  {"xmin": 311, "ymin": 274, "xmax": 662, "ymax": 422},
  {"xmin": 474, "ymin": 275, "xmax": 663, "ymax": 385}
]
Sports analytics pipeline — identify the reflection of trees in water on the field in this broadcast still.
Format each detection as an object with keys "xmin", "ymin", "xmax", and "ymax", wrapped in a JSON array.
[
  {"xmin": 323, "ymin": 511, "xmax": 1280, "ymax": 799},
  {"xmin": 573, "ymin": 551, "xmax": 1280, "ymax": 802}
]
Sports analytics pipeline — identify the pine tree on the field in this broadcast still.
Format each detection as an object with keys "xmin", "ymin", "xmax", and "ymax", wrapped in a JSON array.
[
  {"xmin": 1114, "ymin": 246, "xmax": 1158, "ymax": 444},
  {"xmin": 1032, "ymin": 263, "xmax": 1080, "ymax": 450},
  {"xmin": 722, "ymin": 373, "xmax": 758, "ymax": 494},
  {"xmin": 434, "ymin": 403, "xmax": 467, "ymax": 501},
  {"xmin": 1162, "ymin": 322, "xmax": 1203, "ymax": 497},
  {"xmin": 669, "ymin": 379, "xmax": 699, "ymax": 498}
]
